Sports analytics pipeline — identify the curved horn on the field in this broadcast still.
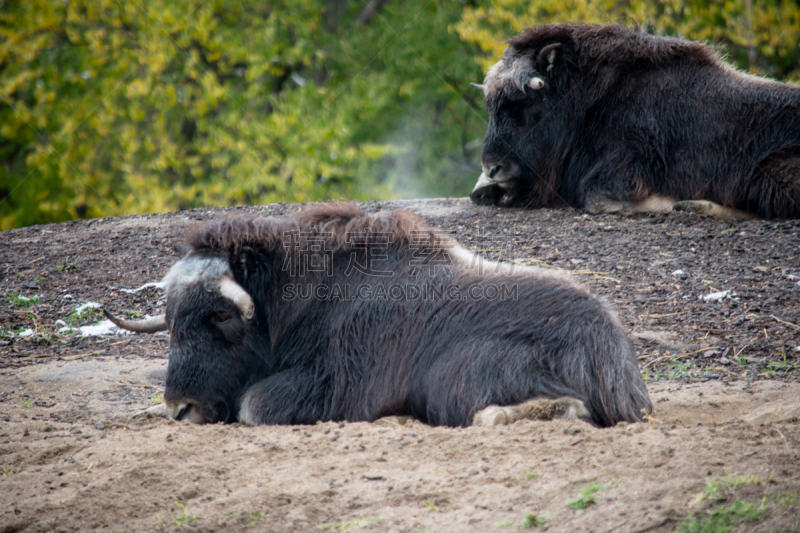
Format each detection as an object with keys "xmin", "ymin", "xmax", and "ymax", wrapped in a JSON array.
[
  {"xmin": 103, "ymin": 309, "xmax": 167, "ymax": 333},
  {"xmin": 470, "ymin": 82, "xmax": 486, "ymax": 91},
  {"xmin": 219, "ymin": 277, "xmax": 255, "ymax": 320},
  {"xmin": 528, "ymin": 77, "xmax": 544, "ymax": 90}
]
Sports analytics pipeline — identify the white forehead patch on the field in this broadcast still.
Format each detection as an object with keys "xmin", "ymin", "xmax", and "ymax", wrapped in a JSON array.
[
  {"xmin": 162, "ymin": 255, "xmax": 232, "ymax": 301},
  {"xmin": 483, "ymin": 51, "xmax": 538, "ymax": 96}
]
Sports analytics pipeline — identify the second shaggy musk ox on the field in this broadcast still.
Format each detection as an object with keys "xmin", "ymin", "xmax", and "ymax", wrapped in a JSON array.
[
  {"xmin": 470, "ymin": 23, "xmax": 800, "ymax": 220},
  {"xmin": 106, "ymin": 204, "xmax": 651, "ymax": 427}
]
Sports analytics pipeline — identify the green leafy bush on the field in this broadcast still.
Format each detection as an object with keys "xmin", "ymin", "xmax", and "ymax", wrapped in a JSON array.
[{"xmin": 3, "ymin": 1, "xmax": 800, "ymax": 230}]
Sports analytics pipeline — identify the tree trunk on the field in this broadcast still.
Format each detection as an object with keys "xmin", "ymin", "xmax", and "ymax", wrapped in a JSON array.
[
  {"xmin": 323, "ymin": 0, "xmax": 349, "ymax": 33},
  {"xmin": 355, "ymin": 0, "xmax": 391, "ymax": 26}
]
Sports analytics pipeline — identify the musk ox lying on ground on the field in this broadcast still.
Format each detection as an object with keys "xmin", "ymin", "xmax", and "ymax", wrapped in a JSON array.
[
  {"xmin": 106, "ymin": 204, "xmax": 651, "ymax": 427},
  {"xmin": 470, "ymin": 22, "xmax": 800, "ymax": 221}
]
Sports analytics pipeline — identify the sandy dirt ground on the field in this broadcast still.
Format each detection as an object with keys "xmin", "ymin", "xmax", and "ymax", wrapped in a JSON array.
[{"xmin": 1, "ymin": 199, "xmax": 799, "ymax": 532}]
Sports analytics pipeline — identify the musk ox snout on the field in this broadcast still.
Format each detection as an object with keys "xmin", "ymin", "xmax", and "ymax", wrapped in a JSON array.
[
  {"xmin": 470, "ymin": 162, "xmax": 518, "ymax": 205},
  {"xmin": 470, "ymin": 176, "xmax": 505, "ymax": 205},
  {"xmin": 165, "ymin": 400, "xmax": 207, "ymax": 424}
]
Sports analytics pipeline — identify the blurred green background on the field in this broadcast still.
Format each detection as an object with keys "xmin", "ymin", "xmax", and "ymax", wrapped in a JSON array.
[{"xmin": 2, "ymin": 0, "xmax": 800, "ymax": 230}]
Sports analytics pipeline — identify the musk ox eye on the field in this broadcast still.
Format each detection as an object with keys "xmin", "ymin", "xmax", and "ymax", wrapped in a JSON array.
[{"xmin": 211, "ymin": 310, "xmax": 232, "ymax": 326}]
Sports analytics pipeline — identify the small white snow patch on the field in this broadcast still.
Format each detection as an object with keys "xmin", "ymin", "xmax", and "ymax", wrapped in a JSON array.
[
  {"xmin": 671, "ymin": 270, "xmax": 685, "ymax": 276},
  {"xmin": 58, "ymin": 320, "xmax": 133, "ymax": 337},
  {"xmin": 54, "ymin": 319, "xmax": 67, "ymax": 327},
  {"xmin": 17, "ymin": 328, "xmax": 34, "ymax": 338},
  {"xmin": 75, "ymin": 301, "xmax": 102, "ymax": 314},
  {"xmin": 17, "ymin": 296, "xmax": 31, "ymax": 302},
  {"xmin": 120, "ymin": 282, "xmax": 165, "ymax": 294},
  {"xmin": 702, "ymin": 290, "xmax": 732, "ymax": 301},
  {"xmin": 62, "ymin": 294, "xmax": 74, "ymax": 301}
]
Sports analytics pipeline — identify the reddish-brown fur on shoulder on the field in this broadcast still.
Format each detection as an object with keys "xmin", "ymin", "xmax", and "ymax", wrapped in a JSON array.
[{"xmin": 186, "ymin": 203, "xmax": 452, "ymax": 255}]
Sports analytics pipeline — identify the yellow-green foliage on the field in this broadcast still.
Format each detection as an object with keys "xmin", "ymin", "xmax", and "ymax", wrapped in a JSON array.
[
  {"xmin": 454, "ymin": 0, "xmax": 800, "ymax": 79},
  {"xmin": 4, "ymin": 1, "xmax": 800, "ymax": 230},
  {"xmin": 1, "ymin": 0, "xmax": 484, "ymax": 229}
]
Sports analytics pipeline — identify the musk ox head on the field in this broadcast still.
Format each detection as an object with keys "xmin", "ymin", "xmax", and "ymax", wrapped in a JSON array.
[
  {"xmin": 470, "ymin": 34, "xmax": 569, "ymax": 208},
  {"xmin": 105, "ymin": 251, "xmax": 265, "ymax": 424}
]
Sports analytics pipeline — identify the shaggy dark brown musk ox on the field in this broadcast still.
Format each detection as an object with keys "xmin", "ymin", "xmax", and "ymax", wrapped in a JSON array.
[
  {"xmin": 470, "ymin": 23, "xmax": 800, "ymax": 221},
  {"xmin": 106, "ymin": 204, "xmax": 651, "ymax": 427}
]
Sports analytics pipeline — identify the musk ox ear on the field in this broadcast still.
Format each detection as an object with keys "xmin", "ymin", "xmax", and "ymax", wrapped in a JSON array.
[
  {"xmin": 237, "ymin": 246, "xmax": 256, "ymax": 282},
  {"xmin": 537, "ymin": 43, "xmax": 561, "ymax": 73}
]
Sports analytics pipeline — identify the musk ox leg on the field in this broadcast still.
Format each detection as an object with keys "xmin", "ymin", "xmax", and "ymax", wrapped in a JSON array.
[
  {"xmin": 472, "ymin": 397, "xmax": 590, "ymax": 426},
  {"xmin": 672, "ymin": 200, "xmax": 755, "ymax": 222},
  {"xmin": 132, "ymin": 402, "xmax": 169, "ymax": 419},
  {"xmin": 238, "ymin": 370, "xmax": 326, "ymax": 426},
  {"xmin": 588, "ymin": 195, "xmax": 755, "ymax": 222},
  {"xmin": 585, "ymin": 195, "xmax": 677, "ymax": 216}
]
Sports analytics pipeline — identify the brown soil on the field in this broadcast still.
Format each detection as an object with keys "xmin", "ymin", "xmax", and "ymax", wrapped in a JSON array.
[{"xmin": 1, "ymin": 199, "xmax": 799, "ymax": 532}]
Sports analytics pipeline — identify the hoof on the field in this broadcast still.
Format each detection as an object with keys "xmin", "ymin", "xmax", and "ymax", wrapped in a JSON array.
[
  {"xmin": 553, "ymin": 397, "xmax": 591, "ymax": 421},
  {"xmin": 472, "ymin": 406, "xmax": 509, "ymax": 426}
]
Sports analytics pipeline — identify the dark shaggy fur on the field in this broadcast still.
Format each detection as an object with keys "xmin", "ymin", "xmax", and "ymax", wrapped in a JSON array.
[
  {"xmin": 164, "ymin": 204, "xmax": 651, "ymax": 427},
  {"xmin": 473, "ymin": 22, "xmax": 800, "ymax": 219}
]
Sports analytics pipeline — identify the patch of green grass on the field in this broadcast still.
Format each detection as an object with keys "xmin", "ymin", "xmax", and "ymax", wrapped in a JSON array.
[
  {"xmin": 771, "ymin": 492, "xmax": 797, "ymax": 507},
  {"xmin": 57, "ymin": 261, "xmax": 80, "ymax": 272},
  {"xmin": 518, "ymin": 512, "xmax": 548, "ymax": 529},
  {"xmin": 493, "ymin": 519, "xmax": 511, "ymax": 530},
  {"xmin": 423, "ymin": 501, "xmax": 438, "ymax": 512},
  {"xmin": 767, "ymin": 357, "xmax": 800, "ymax": 371},
  {"xmin": 674, "ymin": 499, "xmax": 767, "ymax": 533},
  {"xmin": 0, "ymin": 327, "xmax": 12, "ymax": 340},
  {"xmin": 672, "ymin": 475, "xmax": 772, "ymax": 533},
  {"xmin": 238, "ymin": 510, "xmax": 266, "ymax": 528},
  {"xmin": 316, "ymin": 516, "xmax": 383, "ymax": 531},
  {"xmin": 523, "ymin": 470, "xmax": 540, "ymax": 481},
  {"xmin": 568, "ymin": 480, "xmax": 616, "ymax": 510},
  {"xmin": 667, "ymin": 360, "xmax": 693, "ymax": 380},
  {"xmin": 761, "ymin": 367, "xmax": 778, "ymax": 377},
  {"xmin": 2, "ymin": 461, "xmax": 24, "ymax": 477},
  {"xmin": 6, "ymin": 294, "xmax": 40, "ymax": 308},
  {"xmin": 169, "ymin": 502, "xmax": 199, "ymax": 527},
  {"xmin": 150, "ymin": 391, "xmax": 164, "ymax": 404},
  {"xmin": 641, "ymin": 369, "xmax": 661, "ymax": 382},
  {"xmin": 66, "ymin": 305, "xmax": 102, "ymax": 325},
  {"xmin": 19, "ymin": 398, "xmax": 33, "ymax": 408},
  {"xmin": 692, "ymin": 474, "xmax": 760, "ymax": 505},
  {"xmin": 36, "ymin": 327, "xmax": 53, "ymax": 344}
]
